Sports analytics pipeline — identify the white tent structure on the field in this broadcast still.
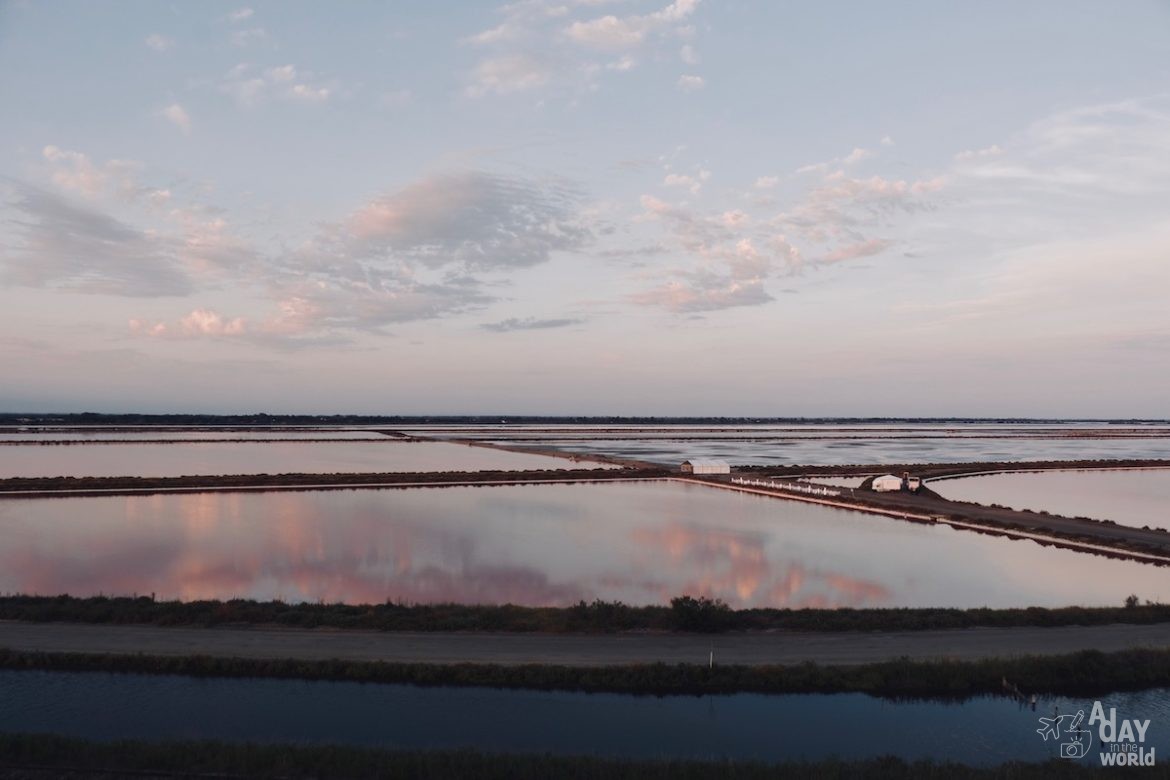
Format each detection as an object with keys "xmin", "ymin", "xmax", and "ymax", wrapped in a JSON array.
[
  {"xmin": 680, "ymin": 459, "xmax": 730, "ymax": 475},
  {"xmin": 871, "ymin": 474, "xmax": 904, "ymax": 492}
]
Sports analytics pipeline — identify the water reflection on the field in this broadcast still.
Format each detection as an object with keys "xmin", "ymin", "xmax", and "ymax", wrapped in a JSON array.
[
  {"xmin": 0, "ymin": 440, "xmax": 610, "ymax": 478},
  {"xmin": 935, "ymin": 469, "xmax": 1170, "ymax": 530},
  {"xmin": 629, "ymin": 523, "xmax": 892, "ymax": 608},
  {"xmin": 517, "ymin": 435, "xmax": 1170, "ymax": 466},
  {"xmin": 0, "ymin": 482, "xmax": 1166, "ymax": 607},
  {"xmin": 3, "ymin": 670, "xmax": 1168, "ymax": 766}
]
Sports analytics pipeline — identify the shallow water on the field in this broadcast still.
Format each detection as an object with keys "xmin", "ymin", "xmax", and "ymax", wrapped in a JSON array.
[
  {"xmin": 0, "ymin": 481, "xmax": 1164, "ymax": 607},
  {"xmin": 514, "ymin": 435, "xmax": 1170, "ymax": 466},
  {"xmin": 933, "ymin": 469, "xmax": 1170, "ymax": 530},
  {"xmin": 389, "ymin": 422, "xmax": 1170, "ymax": 465},
  {"xmin": 0, "ymin": 440, "xmax": 607, "ymax": 479},
  {"xmin": 0, "ymin": 670, "xmax": 1166, "ymax": 766},
  {"xmin": 0, "ymin": 429, "xmax": 391, "ymax": 441}
]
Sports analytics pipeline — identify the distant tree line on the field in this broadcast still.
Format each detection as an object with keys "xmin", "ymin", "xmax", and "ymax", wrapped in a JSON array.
[
  {"xmin": 2, "ymin": 594, "xmax": 1167, "ymax": 634},
  {"xmin": 4, "ymin": 413, "xmax": 1164, "ymax": 426}
]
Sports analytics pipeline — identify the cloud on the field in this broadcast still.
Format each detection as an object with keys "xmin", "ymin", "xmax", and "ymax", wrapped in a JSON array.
[
  {"xmin": 754, "ymin": 176, "xmax": 779, "ymax": 190},
  {"xmin": 145, "ymin": 34, "xmax": 173, "ymax": 52},
  {"xmin": 565, "ymin": 15, "xmax": 645, "ymax": 48},
  {"xmin": 881, "ymin": 135, "xmax": 895, "ymax": 146},
  {"xmin": 464, "ymin": 22, "xmax": 521, "ymax": 46},
  {"xmin": 955, "ymin": 144, "xmax": 1003, "ymax": 161},
  {"xmin": 257, "ymin": 276, "xmax": 492, "ymax": 336},
  {"xmin": 481, "ymin": 316, "xmax": 583, "ymax": 332},
  {"xmin": 39, "ymin": 146, "xmax": 174, "ymax": 208},
  {"xmin": 774, "ymin": 173, "xmax": 942, "ymax": 243},
  {"xmin": 227, "ymin": 7, "xmax": 254, "ymax": 22},
  {"xmin": 41, "ymin": 145, "xmax": 136, "ymax": 198},
  {"xmin": 796, "ymin": 144, "xmax": 880, "ymax": 175},
  {"xmin": 465, "ymin": 54, "xmax": 550, "ymax": 97},
  {"xmin": 565, "ymin": 0, "xmax": 700, "ymax": 50},
  {"xmin": 180, "ymin": 308, "xmax": 247, "ymax": 336},
  {"xmin": 337, "ymin": 171, "xmax": 591, "ymax": 271},
  {"xmin": 819, "ymin": 237, "xmax": 894, "ymax": 264},
  {"xmin": 222, "ymin": 63, "xmax": 332, "ymax": 106},
  {"xmin": 1, "ymin": 180, "xmax": 193, "ymax": 297},
  {"xmin": 802, "ymin": 96, "xmax": 1170, "ymax": 343},
  {"xmin": 289, "ymin": 83, "xmax": 330, "ymax": 102},
  {"xmin": 662, "ymin": 171, "xmax": 707, "ymax": 194},
  {"xmin": 630, "ymin": 277, "xmax": 771, "ymax": 313},
  {"xmin": 676, "ymin": 74, "xmax": 704, "ymax": 92},
  {"xmin": 265, "ymin": 64, "xmax": 296, "ymax": 82},
  {"xmin": 168, "ymin": 207, "xmax": 258, "ymax": 275},
  {"xmin": 258, "ymin": 170, "xmax": 595, "ymax": 335},
  {"xmin": 953, "ymin": 97, "xmax": 1170, "ymax": 195},
  {"xmin": 464, "ymin": 0, "xmax": 703, "ymax": 97},
  {"xmin": 161, "ymin": 103, "xmax": 191, "ymax": 133},
  {"xmin": 131, "ymin": 308, "xmax": 246, "ymax": 339},
  {"xmin": 630, "ymin": 195, "xmax": 803, "ymax": 312},
  {"xmin": 679, "ymin": 44, "xmax": 698, "ymax": 64},
  {"xmin": 842, "ymin": 147, "xmax": 871, "ymax": 165}
]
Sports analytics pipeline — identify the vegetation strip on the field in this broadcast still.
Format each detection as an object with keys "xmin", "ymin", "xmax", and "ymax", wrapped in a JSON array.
[
  {"xmin": 4, "ymin": 595, "xmax": 1168, "ymax": 633},
  {"xmin": 2, "ymin": 646, "xmax": 1169, "ymax": 698},
  {"xmin": 0, "ymin": 735, "xmax": 1138, "ymax": 780}
]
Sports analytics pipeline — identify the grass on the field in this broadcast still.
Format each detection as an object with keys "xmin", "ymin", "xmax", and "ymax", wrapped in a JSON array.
[
  {"xmin": 3, "ymin": 647, "xmax": 1169, "ymax": 699},
  {"xmin": 3, "ymin": 594, "xmax": 1169, "ymax": 634}
]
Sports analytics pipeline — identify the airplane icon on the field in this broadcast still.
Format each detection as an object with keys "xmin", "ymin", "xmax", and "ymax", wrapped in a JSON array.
[
  {"xmin": 1043, "ymin": 706, "xmax": 1085, "ymax": 743},
  {"xmin": 1036, "ymin": 715, "xmax": 1063, "ymax": 741}
]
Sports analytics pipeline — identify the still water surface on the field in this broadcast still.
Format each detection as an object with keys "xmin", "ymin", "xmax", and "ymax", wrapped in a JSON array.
[
  {"xmin": 0, "ymin": 430, "xmax": 390, "ymax": 441},
  {"xmin": 519, "ymin": 435, "xmax": 1170, "ymax": 466},
  {"xmin": 400, "ymin": 422, "xmax": 1170, "ymax": 465},
  {"xmin": 0, "ymin": 482, "xmax": 1164, "ymax": 607},
  {"xmin": 1, "ymin": 671, "xmax": 1165, "ymax": 767},
  {"xmin": 0, "ymin": 440, "xmax": 605, "ymax": 479},
  {"xmin": 933, "ymin": 469, "xmax": 1170, "ymax": 530}
]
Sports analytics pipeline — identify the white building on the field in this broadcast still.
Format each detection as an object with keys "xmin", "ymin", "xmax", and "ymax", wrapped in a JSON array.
[
  {"xmin": 872, "ymin": 474, "xmax": 904, "ymax": 492},
  {"xmin": 681, "ymin": 459, "xmax": 730, "ymax": 475}
]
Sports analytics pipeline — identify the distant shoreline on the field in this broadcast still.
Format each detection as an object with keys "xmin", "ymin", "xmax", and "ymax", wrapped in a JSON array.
[{"xmin": 4, "ymin": 413, "xmax": 1169, "ymax": 427}]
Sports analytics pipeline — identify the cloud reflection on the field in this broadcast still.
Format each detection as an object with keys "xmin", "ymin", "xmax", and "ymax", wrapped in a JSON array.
[{"xmin": 631, "ymin": 523, "xmax": 892, "ymax": 608}]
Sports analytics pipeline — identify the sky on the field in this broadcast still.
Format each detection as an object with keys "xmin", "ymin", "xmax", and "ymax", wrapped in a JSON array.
[{"xmin": 1, "ymin": 0, "xmax": 1169, "ymax": 416}]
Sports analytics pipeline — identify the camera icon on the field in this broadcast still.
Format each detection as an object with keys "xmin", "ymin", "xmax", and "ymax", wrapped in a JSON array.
[{"xmin": 1060, "ymin": 738, "xmax": 1091, "ymax": 759}]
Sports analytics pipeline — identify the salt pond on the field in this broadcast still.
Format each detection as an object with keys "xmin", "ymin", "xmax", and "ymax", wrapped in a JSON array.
[
  {"xmin": 0, "ymin": 481, "xmax": 1164, "ymax": 607},
  {"xmin": 0, "ymin": 429, "xmax": 391, "ymax": 441},
  {"xmin": 934, "ymin": 469, "xmax": 1170, "ymax": 530},
  {"xmin": 394, "ymin": 422, "xmax": 1170, "ymax": 465},
  {"xmin": 0, "ymin": 440, "xmax": 607, "ymax": 479}
]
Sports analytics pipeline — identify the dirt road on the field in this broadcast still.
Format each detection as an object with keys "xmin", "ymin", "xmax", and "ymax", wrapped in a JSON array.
[{"xmin": 2, "ymin": 621, "xmax": 1167, "ymax": 667}]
